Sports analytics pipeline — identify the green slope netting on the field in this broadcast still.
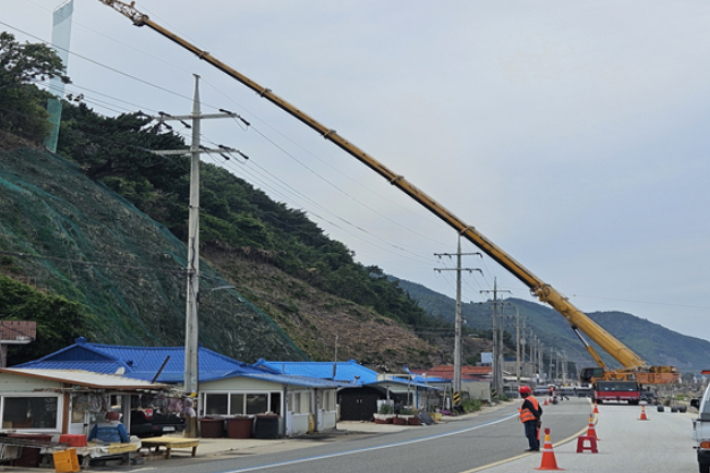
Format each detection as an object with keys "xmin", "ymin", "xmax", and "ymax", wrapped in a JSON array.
[{"xmin": 0, "ymin": 147, "xmax": 307, "ymax": 362}]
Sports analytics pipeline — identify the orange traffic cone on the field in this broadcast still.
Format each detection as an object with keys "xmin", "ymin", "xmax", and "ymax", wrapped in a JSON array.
[
  {"xmin": 593, "ymin": 402, "xmax": 599, "ymax": 414},
  {"xmin": 535, "ymin": 428, "xmax": 563, "ymax": 470},
  {"xmin": 544, "ymin": 398, "xmax": 548, "ymax": 406},
  {"xmin": 639, "ymin": 405, "xmax": 649, "ymax": 421},
  {"xmin": 586, "ymin": 414, "xmax": 599, "ymax": 440}
]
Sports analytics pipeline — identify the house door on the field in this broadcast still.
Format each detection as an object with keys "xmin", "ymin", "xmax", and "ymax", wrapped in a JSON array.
[
  {"xmin": 68, "ymin": 396, "xmax": 100, "ymax": 435},
  {"xmin": 315, "ymin": 391, "xmax": 324, "ymax": 432},
  {"xmin": 339, "ymin": 392, "xmax": 379, "ymax": 421}
]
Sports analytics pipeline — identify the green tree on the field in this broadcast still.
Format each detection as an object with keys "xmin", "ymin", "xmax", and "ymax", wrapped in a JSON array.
[
  {"xmin": 0, "ymin": 274, "xmax": 97, "ymax": 366},
  {"xmin": 0, "ymin": 32, "xmax": 68, "ymax": 142}
]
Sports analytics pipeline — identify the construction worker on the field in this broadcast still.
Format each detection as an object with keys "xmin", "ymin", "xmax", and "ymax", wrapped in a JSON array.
[{"xmin": 518, "ymin": 386, "xmax": 543, "ymax": 451}]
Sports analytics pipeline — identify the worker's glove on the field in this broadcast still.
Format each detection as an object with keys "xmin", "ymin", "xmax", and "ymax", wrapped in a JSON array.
[{"xmin": 537, "ymin": 420, "xmax": 542, "ymax": 428}]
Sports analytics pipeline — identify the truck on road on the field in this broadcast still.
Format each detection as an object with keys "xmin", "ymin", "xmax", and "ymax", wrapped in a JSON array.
[
  {"xmin": 593, "ymin": 380, "xmax": 641, "ymax": 405},
  {"xmin": 691, "ymin": 374, "xmax": 710, "ymax": 473}
]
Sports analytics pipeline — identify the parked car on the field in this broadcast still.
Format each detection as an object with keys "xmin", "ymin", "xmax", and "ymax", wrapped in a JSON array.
[
  {"xmin": 130, "ymin": 409, "xmax": 186, "ymax": 438},
  {"xmin": 691, "ymin": 375, "xmax": 710, "ymax": 473}
]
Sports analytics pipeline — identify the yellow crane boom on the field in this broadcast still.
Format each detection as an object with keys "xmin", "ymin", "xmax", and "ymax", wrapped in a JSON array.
[{"xmin": 99, "ymin": 0, "xmax": 679, "ymax": 383}]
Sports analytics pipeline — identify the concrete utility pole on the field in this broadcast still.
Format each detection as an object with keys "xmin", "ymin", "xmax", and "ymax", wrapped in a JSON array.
[
  {"xmin": 150, "ymin": 75, "xmax": 240, "ymax": 400},
  {"xmin": 520, "ymin": 322, "xmax": 527, "ymax": 379},
  {"xmin": 481, "ymin": 279, "xmax": 510, "ymax": 399},
  {"xmin": 528, "ymin": 329, "xmax": 535, "ymax": 380},
  {"xmin": 332, "ymin": 333, "xmax": 338, "ymax": 379},
  {"xmin": 435, "ymin": 236, "xmax": 481, "ymax": 396},
  {"xmin": 501, "ymin": 302, "xmax": 520, "ymax": 387},
  {"xmin": 538, "ymin": 339, "xmax": 544, "ymax": 382},
  {"xmin": 562, "ymin": 350, "xmax": 567, "ymax": 384},
  {"xmin": 513, "ymin": 307, "xmax": 521, "ymax": 387}
]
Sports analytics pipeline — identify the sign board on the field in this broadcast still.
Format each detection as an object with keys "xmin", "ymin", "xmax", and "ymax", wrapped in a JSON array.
[{"xmin": 481, "ymin": 352, "xmax": 493, "ymax": 364}]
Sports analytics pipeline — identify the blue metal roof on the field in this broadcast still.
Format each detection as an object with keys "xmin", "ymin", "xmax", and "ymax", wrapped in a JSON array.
[
  {"xmin": 255, "ymin": 359, "xmax": 377, "ymax": 385},
  {"xmin": 255, "ymin": 359, "xmax": 439, "ymax": 389},
  {"xmin": 228, "ymin": 372, "xmax": 346, "ymax": 388},
  {"xmin": 16, "ymin": 337, "xmax": 275, "ymax": 383}
]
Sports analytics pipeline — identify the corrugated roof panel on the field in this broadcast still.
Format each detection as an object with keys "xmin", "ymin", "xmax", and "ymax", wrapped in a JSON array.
[
  {"xmin": 257, "ymin": 360, "xmax": 378, "ymax": 384},
  {"xmin": 13, "ymin": 360, "xmax": 125, "ymax": 375},
  {"xmin": 15, "ymin": 338, "xmax": 279, "ymax": 384},
  {"xmin": 232, "ymin": 373, "xmax": 346, "ymax": 388},
  {"xmin": 1, "ymin": 368, "xmax": 168, "ymax": 389}
]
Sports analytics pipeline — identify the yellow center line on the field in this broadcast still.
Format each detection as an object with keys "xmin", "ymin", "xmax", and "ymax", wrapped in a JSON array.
[{"xmin": 458, "ymin": 404, "xmax": 596, "ymax": 473}]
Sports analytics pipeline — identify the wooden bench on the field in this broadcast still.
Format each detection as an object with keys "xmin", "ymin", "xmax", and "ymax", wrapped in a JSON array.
[{"xmin": 138, "ymin": 437, "xmax": 199, "ymax": 459}]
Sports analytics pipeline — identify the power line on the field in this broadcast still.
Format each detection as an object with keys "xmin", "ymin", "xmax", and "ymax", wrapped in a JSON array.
[
  {"xmin": 3, "ymin": 18, "xmax": 465, "ymax": 290},
  {"xmin": 4, "ymin": 17, "xmax": 453, "ymax": 269}
]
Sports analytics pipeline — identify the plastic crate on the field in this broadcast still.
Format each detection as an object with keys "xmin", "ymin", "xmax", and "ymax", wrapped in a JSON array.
[{"xmin": 52, "ymin": 448, "xmax": 80, "ymax": 473}]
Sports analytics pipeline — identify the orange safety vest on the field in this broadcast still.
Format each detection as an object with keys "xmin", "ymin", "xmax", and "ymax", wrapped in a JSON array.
[{"xmin": 519, "ymin": 396, "xmax": 540, "ymax": 423}]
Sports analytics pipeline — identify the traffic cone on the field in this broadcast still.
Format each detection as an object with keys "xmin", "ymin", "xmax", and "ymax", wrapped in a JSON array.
[
  {"xmin": 535, "ymin": 428, "xmax": 563, "ymax": 470},
  {"xmin": 593, "ymin": 402, "xmax": 599, "ymax": 414},
  {"xmin": 639, "ymin": 405, "xmax": 649, "ymax": 421},
  {"xmin": 586, "ymin": 414, "xmax": 599, "ymax": 440},
  {"xmin": 544, "ymin": 398, "xmax": 548, "ymax": 406}
]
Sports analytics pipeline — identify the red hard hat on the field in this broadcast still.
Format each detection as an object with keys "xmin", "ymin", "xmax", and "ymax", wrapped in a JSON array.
[{"xmin": 519, "ymin": 386, "xmax": 532, "ymax": 395}]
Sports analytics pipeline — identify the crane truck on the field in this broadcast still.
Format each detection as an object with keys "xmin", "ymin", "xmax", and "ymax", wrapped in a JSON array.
[{"xmin": 98, "ymin": 0, "xmax": 680, "ymax": 387}]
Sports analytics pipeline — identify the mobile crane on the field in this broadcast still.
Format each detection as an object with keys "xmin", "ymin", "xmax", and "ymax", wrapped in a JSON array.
[{"xmin": 98, "ymin": 0, "xmax": 680, "ymax": 386}]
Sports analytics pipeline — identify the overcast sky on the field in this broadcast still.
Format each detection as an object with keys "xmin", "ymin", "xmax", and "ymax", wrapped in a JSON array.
[{"xmin": 5, "ymin": 0, "xmax": 710, "ymax": 343}]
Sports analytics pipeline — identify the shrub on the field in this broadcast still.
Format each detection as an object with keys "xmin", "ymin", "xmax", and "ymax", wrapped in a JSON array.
[{"xmin": 462, "ymin": 399, "xmax": 481, "ymax": 413}]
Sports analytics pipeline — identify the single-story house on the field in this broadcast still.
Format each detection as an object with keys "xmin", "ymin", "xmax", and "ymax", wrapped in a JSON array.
[
  {"xmin": 0, "ymin": 367, "xmax": 168, "ymax": 436},
  {"xmin": 14, "ymin": 338, "xmax": 343, "ymax": 437},
  {"xmin": 255, "ymin": 359, "xmax": 442, "ymax": 420},
  {"xmin": 412, "ymin": 365, "xmax": 492, "ymax": 403}
]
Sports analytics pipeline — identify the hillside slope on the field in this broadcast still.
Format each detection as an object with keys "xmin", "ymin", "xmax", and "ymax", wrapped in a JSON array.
[
  {"xmin": 0, "ymin": 146, "xmax": 305, "ymax": 362},
  {"xmin": 0, "ymin": 144, "xmax": 448, "ymax": 368},
  {"xmin": 397, "ymin": 278, "xmax": 710, "ymax": 373}
]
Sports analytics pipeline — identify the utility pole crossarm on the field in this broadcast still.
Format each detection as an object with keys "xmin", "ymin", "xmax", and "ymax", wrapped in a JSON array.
[
  {"xmin": 156, "ymin": 112, "xmax": 239, "ymax": 121},
  {"xmin": 151, "ymin": 148, "xmax": 237, "ymax": 156}
]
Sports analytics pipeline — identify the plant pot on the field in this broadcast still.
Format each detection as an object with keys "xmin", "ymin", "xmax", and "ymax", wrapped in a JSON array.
[
  {"xmin": 392, "ymin": 417, "xmax": 407, "ymax": 425},
  {"xmin": 408, "ymin": 416, "xmax": 421, "ymax": 425},
  {"xmin": 373, "ymin": 414, "xmax": 394, "ymax": 424}
]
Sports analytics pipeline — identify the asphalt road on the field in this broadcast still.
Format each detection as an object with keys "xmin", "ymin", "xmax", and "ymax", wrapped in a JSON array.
[{"xmin": 137, "ymin": 397, "xmax": 591, "ymax": 473}]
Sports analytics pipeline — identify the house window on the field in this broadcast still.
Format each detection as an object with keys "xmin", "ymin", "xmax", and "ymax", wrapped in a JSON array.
[
  {"xmin": 321, "ymin": 390, "xmax": 335, "ymax": 411},
  {"xmin": 2, "ymin": 395, "xmax": 60, "ymax": 430},
  {"xmin": 229, "ymin": 394, "xmax": 245, "ymax": 415},
  {"xmin": 290, "ymin": 392, "xmax": 299, "ymax": 414},
  {"xmin": 246, "ymin": 394, "xmax": 267, "ymax": 415},
  {"xmin": 204, "ymin": 392, "xmax": 281, "ymax": 416},
  {"xmin": 204, "ymin": 394, "xmax": 228, "ymax": 415},
  {"xmin": 299, "ymin": 391, "xmax": 310, "ymax": 413}
]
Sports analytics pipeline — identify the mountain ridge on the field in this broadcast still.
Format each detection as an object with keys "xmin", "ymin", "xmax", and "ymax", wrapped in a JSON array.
[{"xmin": 395, "ymin": 277, "xmax": 710, "ymax": 373}]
